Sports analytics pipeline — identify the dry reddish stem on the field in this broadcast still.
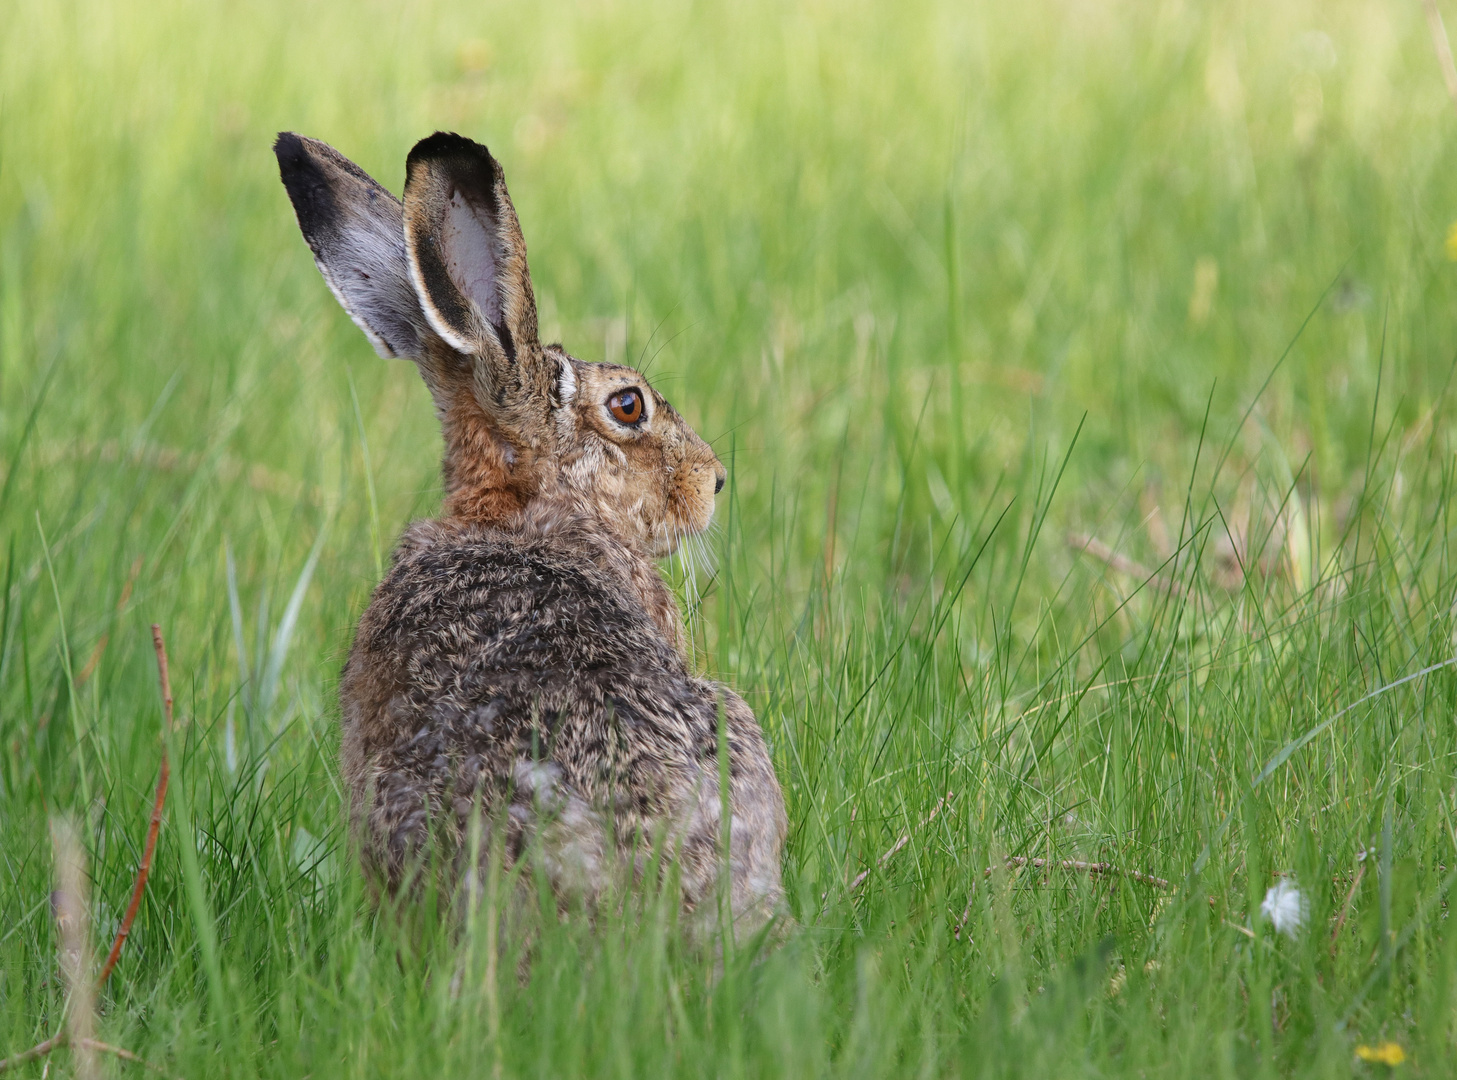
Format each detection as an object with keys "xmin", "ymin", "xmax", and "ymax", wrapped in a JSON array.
[
  {"xmin": 75, "ymin": 1038, "xmax": 171, "ymax": 1075},
  {"xmin": 0, "ymin": 1036, "xmax": 170, "ymax": 1076},
  {"xmin": 95, "ymin": 625, "xmax": 173, "ymax": 988},
  {"xmin": 0, "ymin": 1033, "xmax": 66, "ymax": 1073},
  {"xmin": 846, "ymin": 790, "xmax": 955, "ymax": 894},
  {"xmin": 1, "ymin": 627, "xmax": 175, "ymax": 1074},
  {"xmin": 998, "ymin": 856, "xmax": 1171, "ymax": 890},
  {"xmin": 954, "ymin": 856, "xmax": 1172, "ymax": 941},
  {"xmin": 1067, "ymin": 532, "xmax": 1187, "ymax": 598}
]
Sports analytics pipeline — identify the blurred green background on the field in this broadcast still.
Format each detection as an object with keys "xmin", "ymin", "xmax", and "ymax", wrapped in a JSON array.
[{"xmin": 5, "ymin": 0, "xmax": 1457, "ymax": 1075}]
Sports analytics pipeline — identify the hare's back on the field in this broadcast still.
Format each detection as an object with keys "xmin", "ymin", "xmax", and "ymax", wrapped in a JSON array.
[{"xmin": 342, "ymin": 525, "xmax": 717, "ymax": 810}]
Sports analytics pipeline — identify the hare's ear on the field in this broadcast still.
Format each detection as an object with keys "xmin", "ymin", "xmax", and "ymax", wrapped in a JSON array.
[
  {"xmin": 402, "ymin": 132, "xmax": 540, "ymax": 366},
  {"xmin": 274, "ymin": 132, "xmax": 427, "ymax": 360}
]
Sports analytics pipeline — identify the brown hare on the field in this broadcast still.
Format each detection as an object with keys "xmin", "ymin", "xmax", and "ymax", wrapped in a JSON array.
[{"xmin": 273, "ymin": 131, "xmax": 786, "ymax": 938}]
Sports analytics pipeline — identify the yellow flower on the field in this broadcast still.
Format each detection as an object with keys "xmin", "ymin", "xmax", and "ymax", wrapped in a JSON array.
[
  {"xmin": 1355, "ymin": 1042, "xmax": 1406, "ymax": 1066},
  {"xmin": 1446, "ymin": 222, "xmax": 1457, "ymax": 261}
]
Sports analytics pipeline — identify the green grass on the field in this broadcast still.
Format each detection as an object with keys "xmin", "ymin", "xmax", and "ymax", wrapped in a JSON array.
[{"xmin": 5, "ymin": 0, "xmax": 1457, "ymax": 1074}]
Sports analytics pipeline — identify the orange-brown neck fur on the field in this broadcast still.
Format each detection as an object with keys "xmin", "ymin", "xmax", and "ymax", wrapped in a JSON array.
[
  {"xmin": 434, "ymin": 386, "xmax": 689, "ymax": 658},
  {"xmin": 439, "ymin": 392, "xmax": 532, "ymax": 522}
]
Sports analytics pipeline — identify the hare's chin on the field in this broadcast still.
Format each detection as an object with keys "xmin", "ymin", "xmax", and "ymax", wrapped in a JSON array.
[{"xmin": 651, "ymin": 518, "xmax": 709, "ymax": 558}]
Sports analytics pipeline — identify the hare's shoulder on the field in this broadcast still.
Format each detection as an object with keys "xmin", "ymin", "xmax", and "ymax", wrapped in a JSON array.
[
  {"xmin": 341, "ymin": 520, "xmax": 727, "ymax": 787},
  {"xmin": 352, "ymin": 520, "xmax": 677, "ymax": 672}
]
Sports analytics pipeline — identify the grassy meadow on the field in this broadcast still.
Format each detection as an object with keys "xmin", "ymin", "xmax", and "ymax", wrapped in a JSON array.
[{"xmin": 6, "ymin": 0, "xmax": 1457, "ymax": 1074}]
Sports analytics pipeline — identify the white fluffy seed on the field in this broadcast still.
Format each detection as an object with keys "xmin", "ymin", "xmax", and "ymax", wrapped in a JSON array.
[{"xmin": 1260, "ymin": 879, "xmax": 1308, "ymax": 938}]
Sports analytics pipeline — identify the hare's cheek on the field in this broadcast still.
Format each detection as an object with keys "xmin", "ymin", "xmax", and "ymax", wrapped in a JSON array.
[
  {"xmin": 696, "ymin": 466, "xmax": 721, "ymax": 520},
  {"xmin": 680, "ymin": 472, "xmax": 717, "ymax": 534}
]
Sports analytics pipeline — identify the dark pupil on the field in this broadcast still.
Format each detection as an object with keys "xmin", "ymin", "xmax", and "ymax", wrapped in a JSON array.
[{"xmin": 613, "ymin": 391, "xmax": 641, "ymax": 421}]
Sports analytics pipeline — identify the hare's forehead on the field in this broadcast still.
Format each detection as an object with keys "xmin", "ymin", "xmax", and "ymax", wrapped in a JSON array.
[{"xmin": 573, "ymin": 361, "xmax": 651, "ymax": 397}]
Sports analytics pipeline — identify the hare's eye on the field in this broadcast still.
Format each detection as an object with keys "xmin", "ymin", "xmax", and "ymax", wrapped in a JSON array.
[{"xmin": 608, "ymin": 389, "xmax": 645, "ymax": 425}]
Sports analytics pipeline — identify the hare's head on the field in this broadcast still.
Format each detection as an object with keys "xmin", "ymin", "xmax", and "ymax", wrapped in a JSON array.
[{"xmin": 275, "ymin": 131, "xmax": 724, "ymax": 558}]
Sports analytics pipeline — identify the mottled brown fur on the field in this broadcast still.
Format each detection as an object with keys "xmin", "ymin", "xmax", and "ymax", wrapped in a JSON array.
[{"xmin": 274, "ymin": 130, "xmax": 786, "ymax": 936}]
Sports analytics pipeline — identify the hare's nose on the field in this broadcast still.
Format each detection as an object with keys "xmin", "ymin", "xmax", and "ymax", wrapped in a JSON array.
[{"xmin": 714, "ymin": 474, "xmax": 725, "ymax": 495}]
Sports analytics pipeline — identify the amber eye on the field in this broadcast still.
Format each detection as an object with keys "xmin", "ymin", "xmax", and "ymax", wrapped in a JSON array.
[{"xmin": 608, "ymin": 388, "xmax": 645, "ymax": 425}]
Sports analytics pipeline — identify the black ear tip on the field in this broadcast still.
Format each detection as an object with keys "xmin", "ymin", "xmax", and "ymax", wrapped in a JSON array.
[
  {"xmin": 273, "ymin": 133, "xmax": 339, "ymax": 240},
  {"xmin": 406, "ymin": 131, "xmax": 499, "ymax": 173},
  {"xmin": 274, "ymin": 131, "xmax": 302, "ymax": 156},
  {"xmin": 273, "ymin": 131, "xmax": 313, "ymax": 178}
]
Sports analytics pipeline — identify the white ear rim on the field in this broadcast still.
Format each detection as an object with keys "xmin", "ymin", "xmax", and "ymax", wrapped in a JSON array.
[
  {"xmin": 404, "ymin": 245, "xmax": 480, "ymax": 356},
  {"xmin": 403, "ymin": 190, "xmax": 514, "ymax": 357},
  {"xmin": 313, "ymin": 258, "xmax": 398, "ymax": 360}
]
